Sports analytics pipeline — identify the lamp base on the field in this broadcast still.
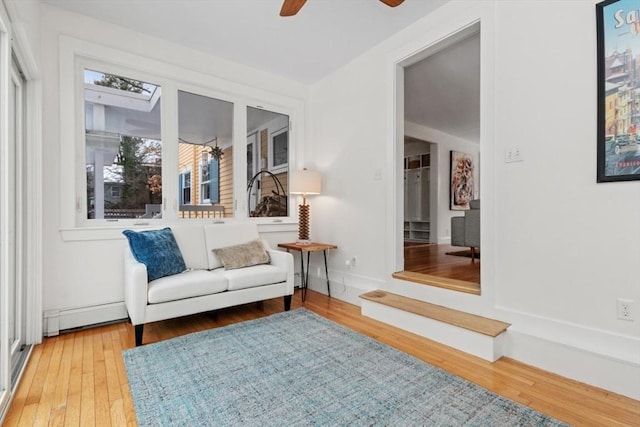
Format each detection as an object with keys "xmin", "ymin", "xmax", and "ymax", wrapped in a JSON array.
[
  {"xmin": 296, "ymin": 239, "xmax": 312, "ymax": 245},
  {"xmin": 298, "ymin": 204, "xmax": 310, "ymax": 241}
]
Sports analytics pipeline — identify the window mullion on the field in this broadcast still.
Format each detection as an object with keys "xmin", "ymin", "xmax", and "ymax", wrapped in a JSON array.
[
  {"xmin": 161, "ymin": 83, "xmax": 179, "ymax": 219},
  {"xmin": 233, "ymin": 102, "xmax": 247, "ymax": 218}
]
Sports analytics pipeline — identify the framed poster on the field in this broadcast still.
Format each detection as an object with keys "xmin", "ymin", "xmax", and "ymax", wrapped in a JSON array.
[
  {"xmin": 450, "ymin": 150, "xmax": 474, "ymax": 210},
  {"xmin": 597, "ymin": 0, "xmax": 640, "ymax": 182}
]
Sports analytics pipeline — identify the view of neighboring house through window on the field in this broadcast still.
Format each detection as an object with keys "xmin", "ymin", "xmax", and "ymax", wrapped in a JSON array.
[
  {"xmin": 247, "ymin": 106, "xmax": 289, "ymax": 217},
  {"xmin": 178, "ymin": 90, "xmax": 231, "ymax": 219},
  {"xmin": 84, "ymin": 69, "xmax": 162, "ymax": 220}
]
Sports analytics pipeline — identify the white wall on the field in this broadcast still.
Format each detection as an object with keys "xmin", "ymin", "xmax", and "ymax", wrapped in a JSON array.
[
  {"xmin": 3, "ymin": 0, "xmax": 40, "ymax": 72},
  {"xmin": 309, "ymin": 0, "xmax": 640, "ymax": 399},
  {"xmin": 39, "ymin": 5, "xmax": 305, "ymax": 331}
]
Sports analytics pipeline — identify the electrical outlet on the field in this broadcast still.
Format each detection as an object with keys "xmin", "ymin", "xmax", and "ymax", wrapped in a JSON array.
[
  {"xmin": 505, "ymin": 147, "xmax": 523, "ymax": 163},
  {"xmin": 617, "ymin": 298, "xmax": 635, "ymax": 321}
]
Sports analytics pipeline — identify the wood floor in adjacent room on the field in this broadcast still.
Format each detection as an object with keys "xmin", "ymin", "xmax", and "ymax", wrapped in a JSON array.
[
  {"xmin": 404, "ymin": 242, "xmax": 480, "ymax": 283},
  {"xmin": 398, "ymin": 242, "xmax": 481, "ymax": 294},
  {"xmin": 4, "ymin": 290, "xmax": 638, "ymax": 426}
]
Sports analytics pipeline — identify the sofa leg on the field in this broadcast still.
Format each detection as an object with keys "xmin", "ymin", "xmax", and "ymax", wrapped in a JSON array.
[
  {"xmin": 134, "ymin": 324, "xmax": 144, "ymax": 346},
  {"xmin": 470, "ymin": 247, "xmax": 476, "ymax": 263},
  {"xmin": 284, "ymin": 295, "xmax": 292, "ymax": 311}
]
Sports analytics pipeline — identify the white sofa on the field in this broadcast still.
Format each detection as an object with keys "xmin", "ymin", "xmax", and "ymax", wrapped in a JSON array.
[{"xmin": 123, "ymin": 223, "xmax": 294, "ymax": 346}]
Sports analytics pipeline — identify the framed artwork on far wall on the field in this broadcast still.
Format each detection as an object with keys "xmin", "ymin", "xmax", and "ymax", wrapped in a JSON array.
[
  {"xmin": 596, "ymin": 0, "xmax": 640, "ymax": 182},
  {"xmin": 450, "ymin": 150, "xmax": 475, "ymax": 210}
]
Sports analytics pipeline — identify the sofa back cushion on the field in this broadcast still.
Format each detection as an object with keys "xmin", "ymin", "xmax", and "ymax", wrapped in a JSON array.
[
  {"xmin": 212, "ymin": 239, "xmax": 270, "ymax": 270},
  {"xmin": 170, "ymin": 225, "xmax": 209, "ymax": 270},
  {"xmin": 204, "ymin": 223, "xmax": 260, "ymax": 270}
]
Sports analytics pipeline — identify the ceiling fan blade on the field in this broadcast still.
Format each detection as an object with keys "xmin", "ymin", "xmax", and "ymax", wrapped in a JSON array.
[
  {"xmin": 280, "ymin": 0, "xmax": 307, "ymax": 16},
  {"xmin": 379, "ymin": 0, "xmax": 404, "ymax": 7}
]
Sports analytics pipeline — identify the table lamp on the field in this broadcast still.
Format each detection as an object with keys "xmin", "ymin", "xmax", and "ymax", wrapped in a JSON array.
[{"xmin": 290, "ymin": 168, "xmax": 321, "ymax": 244}]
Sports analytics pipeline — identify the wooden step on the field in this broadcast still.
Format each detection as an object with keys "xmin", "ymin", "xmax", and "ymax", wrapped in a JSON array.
[
  {"xmin": 392, "ymin": 271, "xmax": 480, "ymax": 295},
  {"xmin": 360, "ymin": 290, "xmax": 509, "ymax": 336},
  {"xmin": 359, "ymin": 290, "xmax": 510, "ymax": 361}
]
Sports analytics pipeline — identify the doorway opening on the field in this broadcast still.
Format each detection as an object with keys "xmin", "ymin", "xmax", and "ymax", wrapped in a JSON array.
[{"xmin": 396, "ymin": 23, "xmax": 481, "ymax": 294}]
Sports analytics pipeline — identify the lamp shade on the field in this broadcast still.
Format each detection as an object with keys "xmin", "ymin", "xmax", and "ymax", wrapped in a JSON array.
[{"xmin": 290, "ymin": 169, "xmax": 321, "ymax": 195}]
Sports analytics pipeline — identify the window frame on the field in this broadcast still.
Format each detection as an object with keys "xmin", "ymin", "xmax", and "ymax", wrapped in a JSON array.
[
  {"xmin": 179, "ymin": 168, "xmax": 192, "ymax": 205},
  {"xmin": 269, "ymin": 125, "xmax": 289, "ymax": 174},
  {"xmin": 110, "ymin": 185, "xmax": 121, "ymax": 199},
  {"xmin": 58, "ymin": 36, "xmax": 303, "ymax": 237},
  {"xmin": 200, "ymin": 157, "xmax": 220, "ymax": 205}
]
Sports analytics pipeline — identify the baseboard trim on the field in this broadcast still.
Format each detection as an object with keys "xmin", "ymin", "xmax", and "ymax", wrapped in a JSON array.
[
  {"xmin": 495, "ymin": 305, "xmax": 640, "ymax": 366},
  {"xmin": 505, "ymin": 329, "xmax": 640, "ymax": 400},
  {"xmin": 43, "ymin": 302, "xmax": 128, "ymax": 336},
  {"xmin": 306, "ymin": 269, "xmax": 383, "ymax": 306}
]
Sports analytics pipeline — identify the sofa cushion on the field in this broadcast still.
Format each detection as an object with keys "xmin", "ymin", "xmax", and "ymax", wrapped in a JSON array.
[
  {"xmin": 147, "ymin": 270, "xmax": 228, "ymax": 304},
  {"xmin": 212, "ymin": 239, "xmax": 270, "ymax": 270},
  {"xmin": 170, "ymin": 225, "xmax": 209, "ymax": 270},
  {"xmin": 204, "ymin": 223, "xmax": 260, "ymax": 270},
  {"xmin": 223, "ymin": 264, "xmax": 288, "ymax": 291},
  {"xmin": 123, "ymin": 228, "xmax": 186, "ymax": 281}
]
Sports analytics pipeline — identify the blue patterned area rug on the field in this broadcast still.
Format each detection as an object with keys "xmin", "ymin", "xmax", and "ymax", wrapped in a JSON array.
[{"xmin": 123, "ymin": 309, "xmax": 567, "ymax": 426}]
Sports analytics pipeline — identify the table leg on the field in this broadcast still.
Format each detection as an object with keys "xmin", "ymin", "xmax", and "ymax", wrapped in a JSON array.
[
  {"xmin": 299, "ymin": 251, "xmax": 306, "ymax": 302},
  {"xmin": 303, "ymin": 252, "xmax": 310, "ymax": 302},
  {"xmin": 323, "ymin": 250, "xmax": 330, "ymax": 297}
]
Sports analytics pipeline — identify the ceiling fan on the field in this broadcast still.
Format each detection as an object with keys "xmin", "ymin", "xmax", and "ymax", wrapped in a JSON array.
[{"xmin": 280, "ymin": 0, "xmax": 404, "ymax": 17}]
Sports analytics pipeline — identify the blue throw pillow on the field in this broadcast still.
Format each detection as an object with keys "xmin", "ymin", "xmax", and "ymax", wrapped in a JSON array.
[{"xmin": 123, "ymin": 227, "xmax": 186, "ymax": 281}]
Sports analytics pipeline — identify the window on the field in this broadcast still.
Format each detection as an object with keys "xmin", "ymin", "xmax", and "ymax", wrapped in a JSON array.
[
  {"xmin": 178, "ymin": 90, "xmax": 231, "ymax": 219},
  {"xmin": 63, "ymin": 42, "xmax": 302, "ymax": 229},
  {"xmin": 199, "ymin": 156, "xmax": 220, "ymax": 204},
  {"xmin": 179, "ymin": 169, "xmax": 191, "ymax": 205},
  {"xmin": 270, "ymin": 127, "xmax": 288, "ymax": 173},
  {"xmin": 246, "ymin": 107, "xmax": 289, "ymax": 217},
  {"xmin": 83, "ymin": 69, "xmax": 162, "ymax": 220}
]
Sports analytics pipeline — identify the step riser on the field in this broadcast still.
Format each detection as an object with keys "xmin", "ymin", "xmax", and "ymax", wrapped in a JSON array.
[{"xmin": 361, "ymin": 300, "xmax": 505, "ymax": 362}]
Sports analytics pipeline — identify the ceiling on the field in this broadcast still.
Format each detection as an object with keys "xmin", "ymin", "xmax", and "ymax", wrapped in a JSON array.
[
  {"xmin": 43, "ymin": 0, "xmax": 480, "ymax": 143},
  {"xmin": 405, "ymin": 32, "xmax": 480, "ymax": 143},
  {"xmin": 42, "ymin": 0, "xmax": 448, "ymax": 84}
]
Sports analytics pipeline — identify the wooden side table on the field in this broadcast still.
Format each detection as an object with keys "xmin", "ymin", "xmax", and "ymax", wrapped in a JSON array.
[{"xmin": 277, "ymin": 242, "xmax": 337, "ymax": 302}]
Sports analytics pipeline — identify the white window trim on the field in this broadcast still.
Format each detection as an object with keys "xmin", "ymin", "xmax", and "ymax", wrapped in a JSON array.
[
  {"xmin": 0, "ymin": 1, "xmax": 44, "ymax": 419},
  {"xmin": 59, "ymin": 36, "xmax": 303, "ymax": 240}
]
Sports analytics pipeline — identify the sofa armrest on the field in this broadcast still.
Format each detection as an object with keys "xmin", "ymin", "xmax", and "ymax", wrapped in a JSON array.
[
  {"xmin": 266, "ymin": 249, "xmax": 295, "ymax": 295},
  {"xmin": 451, "ymin": 216, "xmax": 466, "ymax": 247},
  {"xmin": 464, "ymin": 209, "xmax": 480, "ymax": 248},
  {"xmin": 123, "ymin": 246, "xmax": 149, "ymax": 325}
]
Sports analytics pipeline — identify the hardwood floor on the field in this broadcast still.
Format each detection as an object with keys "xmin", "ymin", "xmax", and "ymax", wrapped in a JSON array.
[
  {"xmin": 404, "ymin": 242, "xmax": 480, "ymax": 282},
  {"xmin": 4, "ymin": 290, "xmax": 639, "ymax": 426},
  {"xmin": 401, "ymin": 242, "xmax": 480, "ymax": 292}
]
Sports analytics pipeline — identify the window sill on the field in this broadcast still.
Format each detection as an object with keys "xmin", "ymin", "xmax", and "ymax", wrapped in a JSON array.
[{"xmin": 59, "ymin": 219, "xmax": 298, "ymax": 242}]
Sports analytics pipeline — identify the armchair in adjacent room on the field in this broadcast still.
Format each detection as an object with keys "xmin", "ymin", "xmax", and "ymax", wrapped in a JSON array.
[{"xmin": 451, "ymin": 199, "xmax": 480, "ymax": 262}]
